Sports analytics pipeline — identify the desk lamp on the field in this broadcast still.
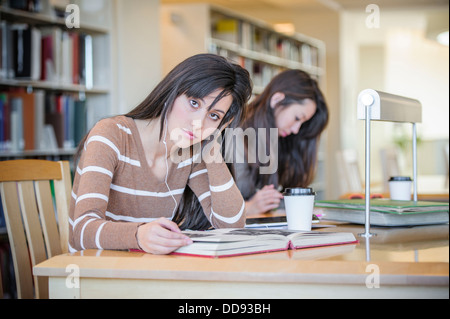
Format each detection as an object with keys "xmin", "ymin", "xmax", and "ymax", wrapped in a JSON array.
[{"xmin": 357, "ymin": 89, "xmax": 422, "ymax": 238}]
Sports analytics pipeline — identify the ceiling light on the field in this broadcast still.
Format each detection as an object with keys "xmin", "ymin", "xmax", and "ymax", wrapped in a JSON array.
[{"xmin": 273, "ymin": 23, "xmax": 295, "ymax": 35}]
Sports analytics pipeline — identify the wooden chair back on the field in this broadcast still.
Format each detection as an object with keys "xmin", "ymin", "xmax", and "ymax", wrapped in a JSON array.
[{"xmin": 0, "ymin": 160, "xmax": 71, "ymax": 299}]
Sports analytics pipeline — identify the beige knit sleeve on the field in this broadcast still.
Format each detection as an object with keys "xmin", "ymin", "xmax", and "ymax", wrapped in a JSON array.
[
  {"xmin": 188, "ymin": 158, "xmax": 246, "ymax": 229},
  {"xmin": 69, "ymin": 119, "xmax": 141, "ymax": 252}
]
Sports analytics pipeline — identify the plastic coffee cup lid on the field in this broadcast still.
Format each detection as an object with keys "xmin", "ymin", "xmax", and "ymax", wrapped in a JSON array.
[
  {"xmin": 283, "ymin": 187, "xmax": 315, "ymax": 196},
  {"xmin": 389, "ymin": 176, "xmax": 412, "ymax": 182}
]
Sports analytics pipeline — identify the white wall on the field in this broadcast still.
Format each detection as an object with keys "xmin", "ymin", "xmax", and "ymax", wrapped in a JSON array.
[
  {"xmin": 251, "ymin": 5, "xmax": 449, "ymax": 194},
  {"xmin": 160, "ymin": 3, "xmax": 210, "ymax": 75},
  {"xmin": 111, "ymin": 0, "xmax": 162, "ymax": 115},
  {"xmin": 385, "ymin": 29, "xmax": 449, "ymax": 140},
  {"xmin": 340, "ymin": 7, "xmax": 449, "ymax": 188}
]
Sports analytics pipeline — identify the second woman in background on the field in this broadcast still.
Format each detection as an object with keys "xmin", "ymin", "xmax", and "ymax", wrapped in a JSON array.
[{"xmin": 233, "ymin": 69, "xmax": 329, "ymax": 216}]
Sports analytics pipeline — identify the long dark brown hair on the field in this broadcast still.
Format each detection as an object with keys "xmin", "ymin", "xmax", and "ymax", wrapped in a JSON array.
[
  {"xmin": 75, "ymin": 54, "xmax": 252, "ymax": 230},
  {"xmin": 240, "ymin": 69, "xmax": 328, "ymax": 191}
]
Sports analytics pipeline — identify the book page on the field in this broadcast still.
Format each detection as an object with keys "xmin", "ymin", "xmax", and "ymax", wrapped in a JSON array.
[{"xmin": 182, "ymin": 228, "xmax": 294, "ymax": 243}]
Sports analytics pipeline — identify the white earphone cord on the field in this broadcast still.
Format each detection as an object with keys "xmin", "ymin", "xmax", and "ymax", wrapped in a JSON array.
[{"xmin": 163, "ymin": 116, "xmax": 178, "ymax": 218}]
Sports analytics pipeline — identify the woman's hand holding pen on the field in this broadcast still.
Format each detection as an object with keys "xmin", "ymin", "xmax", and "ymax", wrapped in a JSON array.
[
  {"xmin": 245, "ymin": 184, "xmax": 284, "ymax": 216},
  {"xmin": 136, "ymin": 218, "xmax": 193, "ymax": 254}
]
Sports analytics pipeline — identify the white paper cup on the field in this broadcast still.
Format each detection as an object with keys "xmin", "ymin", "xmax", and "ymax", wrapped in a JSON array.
[
  {"xmin": 283, "ymin": 188, "xmax": 316, "ymax": 231},
  {"xmin": 389, "ymin": 176, "xmax": 412, "ymax": 201}
]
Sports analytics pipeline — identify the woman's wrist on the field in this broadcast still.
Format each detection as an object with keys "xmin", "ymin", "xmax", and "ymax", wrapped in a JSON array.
[{"xmin": 135, "ymin": 225, "xmax": 145, "ymax": 251}]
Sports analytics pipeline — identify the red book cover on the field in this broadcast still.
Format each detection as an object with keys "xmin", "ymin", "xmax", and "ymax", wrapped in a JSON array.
[
  {"xmin": 71, "ymin": 33, "xmax": 79, "ymax": 84},
  {"xmin": 41, "ymin": 35, "xmax": 53, "ymax": 81}
]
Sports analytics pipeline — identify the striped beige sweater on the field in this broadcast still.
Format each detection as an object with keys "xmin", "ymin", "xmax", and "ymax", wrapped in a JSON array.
[{"xmin": 69, "ymin": 116, "xmax": 246, "ymax": 252}]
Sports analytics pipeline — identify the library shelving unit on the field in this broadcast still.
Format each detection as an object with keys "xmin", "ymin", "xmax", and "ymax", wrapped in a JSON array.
[
  {"xmin": 161, "ymin": 3, "xmax": 325, "ymax": 94},
  {"xmin": 0, "ymin": 1, "xmax": 112, "ymax": 162},
  {"xmin": 161, "ymin": 3, "xmax": 327, "ymax": 198}
]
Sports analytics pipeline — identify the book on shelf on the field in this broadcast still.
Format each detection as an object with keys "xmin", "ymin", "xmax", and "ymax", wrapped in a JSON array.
[
  {"xmin": 0, "ymin": 92, "xmax": 10, "ymax": 150},
  {"xmin": 315, "ymin": 199, "xmax": 449, "ymax": 227},
  {"xmin": 213, "ymin": 18, "xmax": 239, "ymax": 44},
  {"xmin": 0, "ymin": 89, "xmax": 87, "ymax": 152},
  {"xmin": 171, "ymin": 228, "xmax": 357, "ymax": 258},
  {"xmin": 8, "ymin": 90, "xmax": 41, "ymax": 150},
  {"xmin": 40, "ymin": 27, "xmax": 93, "ymax": 86},
  {"xmin": 80, "ymin": 33, "xmax": 93, "ymax": 89},
  {"xmin": 4, "ymin": 0, "xmax": 72, "ymax": 19},
  {"xmin": 11, "ymin": 24, "xmax": 41, "ymax": 80},
  {"xmin": 210, "ymin": 14, "xmax": 320, "ymax": 68},
  {"xmin": 45, "ymin": 92, "xmax": 86, "ymax": 149},
  {"xmin": 9, "ymin": 96, "xmax": 24, "ymax": 151},
  {"xmin": 41, "ymin": 27, "xmax": 61, "ymax": 83},
  {"xmin": 1, "ymin": 20, "xmax": 93, "ymax": 87},
  {"xmin": 1, "ymin": 21, "xmax": 13, "ymax": 79},
  {"xmin": 6, "ymin": 0, "xmax": 43, "ymax": 13},
  {"xmin": 240, "ymin": 21, "xmax": 252, "ymax": 50}
]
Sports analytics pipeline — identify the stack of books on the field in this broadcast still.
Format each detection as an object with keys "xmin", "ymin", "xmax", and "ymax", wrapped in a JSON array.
[
  {"xmin": 171, "ymin": 228, "xmax": 357, "ymax": 258},
  {"xmin": 315, "ymin": 199, "xmax": 449, "ymax": 226}
]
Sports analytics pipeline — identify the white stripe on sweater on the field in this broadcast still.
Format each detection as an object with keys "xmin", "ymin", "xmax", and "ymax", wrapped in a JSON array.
[
  {"xmin": 68, "ymin": 242, "xmax": 77, "ymax": 253},
  {"xmin": 73, "ymin": 212, "xmax": 101, "ymax": 230},
  {"xmin": 80, "ymin": 218, "xmax": 96, "ymax": 250},
  {"xmin": 76, "ymin": 193, "xmax": 109, "ymax": 205},
  {"xmin": 197, "ymin": 191, "xmax": 211, "ymax": 202},
  {"xmin": 211, "ymin": 200, "xmax": 245, "ymax": 224},
  {"xmin": 105, "ymin": 211, "xmax": 167, "ymax": 223},
  {"xmin": 77, "ymin": 165, "xmax": 113, "ymax": 178},
  {"xmin": 177, "ymin": 153, "xmax": 200, "ymax": 168},
  {"xmin": 117, "ymin": 123, "xmax": 132, "ymax": 134},
  {"xmin": 94, "ymin": 222, "xmax": 107, "ymax": 249},
  {"xmin": 210, "ymin": 177, "xmax": 234, "ymax": 192},
  {"xmin": 189, "ymin": 168, "xmax": 207, "ymax": 179},
  {"xmin": 110, "ymin": 183, "xmax": 184, "ymax": 197},
  {"xmin": 86, "ymin": 135, "xmax": 140, "ymax": 167}
]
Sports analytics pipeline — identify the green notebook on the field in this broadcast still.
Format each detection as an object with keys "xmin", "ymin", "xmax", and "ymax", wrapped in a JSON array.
[{"xmin": 315, "ymin": 199, "xmax": 449, "ymax": 226}]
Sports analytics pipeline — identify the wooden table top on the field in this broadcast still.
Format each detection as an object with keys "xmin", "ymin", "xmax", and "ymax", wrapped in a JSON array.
[{"xmin": 34, "ymin": 222, "xmax": 449, "ymax": 287}]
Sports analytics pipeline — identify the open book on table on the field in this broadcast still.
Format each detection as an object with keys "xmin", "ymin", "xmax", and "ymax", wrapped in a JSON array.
[
  {"xmin": 315, "ymin": 199, "xmax": 449, "ymax": 226},
  {"xmin": 172, "ymin": 228, "xmax": 357, "ymax": 258}
]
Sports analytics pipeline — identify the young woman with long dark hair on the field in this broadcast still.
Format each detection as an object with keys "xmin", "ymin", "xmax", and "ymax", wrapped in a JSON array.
[
  {"xmin": 70, "ymin": 54, "xmax": 252, "ymax": 254},
  {"xmin": 234, "ymin": 69, "xmax": 329, "ymax": 216}
]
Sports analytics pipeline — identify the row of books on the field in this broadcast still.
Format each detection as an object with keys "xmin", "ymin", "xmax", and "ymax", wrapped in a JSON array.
[
  {"xmin": 3, "ymin": 0, "xmax": 70, "ymax": 19},
  {"xmin": 209, "ymin": 44, "xmax": 285, "ymax": 90},
  {"xmin": 0, "ymin": 89, "xmax": 87, "ymax": 152},
  {"xmin": 4, "ymin": 0, "xmax": 42, "ymax": 13},
  {"xmin": 211, "ymin": 17, "xmax": 320, "ymax": 67},
  {"xmin": 0, "ymin": 21, "xmax": 93, "ymax": 87},
  {"xmin": 238, "ymin": 57, "xmax": 284, "ymax": 89}
]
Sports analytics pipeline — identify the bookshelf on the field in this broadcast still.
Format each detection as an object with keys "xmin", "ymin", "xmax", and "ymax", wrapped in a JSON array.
[
  {"xmin": 0, "ymin": 1, "xmax": 112, "ymax": 161},
  {"xmin": 161, "ymin": 3, "xmax": 325, "ymax": 94},
  {"xmin": 161, "ymin": 3, "xmax": 327, "ymax": 198}
]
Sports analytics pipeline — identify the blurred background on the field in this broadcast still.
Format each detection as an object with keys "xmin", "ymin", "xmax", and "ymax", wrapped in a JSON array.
[{"xmin": 1, "ymin": 0, "xmax": 448, "ymax": 200}]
